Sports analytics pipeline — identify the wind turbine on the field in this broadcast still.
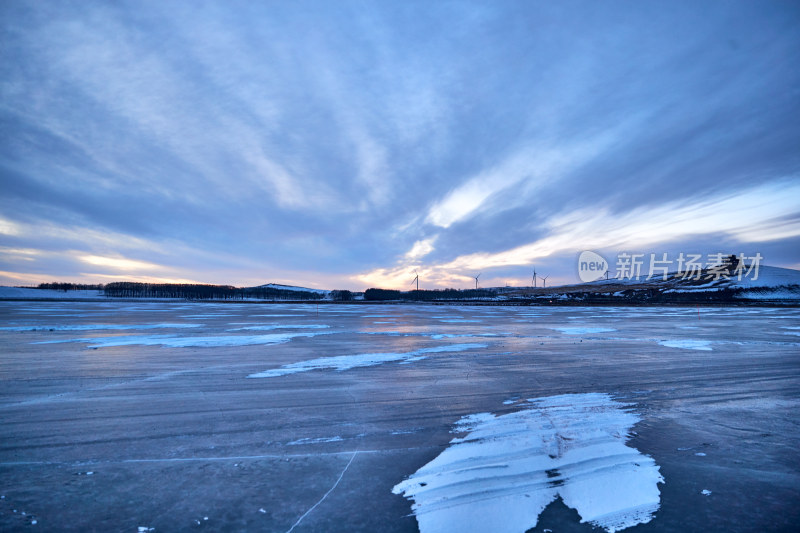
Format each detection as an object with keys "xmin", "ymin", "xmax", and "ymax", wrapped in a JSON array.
[
  {"xmin": 474, "ymin": 273, "xmax": 481, "ymax": 290},
  {"xmin": 411, "ymin": 270, "xmax": 419, "ymax": 291},
  {"xmin": 532, "ymin": 268, "xmax": 537, "ymax": 288},
  {"xmin": 541, "ymin": 275, "xmax": 549, "ymax": 288}
]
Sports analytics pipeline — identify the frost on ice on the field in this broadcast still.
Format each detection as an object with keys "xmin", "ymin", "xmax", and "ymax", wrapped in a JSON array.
[
  {"xmin": 658, "ymin": 339, "xmax": 712, "ymax": 351},
  {"xmin": 393, "ymin": 393, "xmax": 663, "ymax": 533},
  {"xmin": 248, "ymin": 343, "xmax": 487, "ymax": 378}
]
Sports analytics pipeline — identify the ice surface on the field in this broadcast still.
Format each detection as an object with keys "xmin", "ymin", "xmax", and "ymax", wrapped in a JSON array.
[
  {"xmin": 227, "ymin": 324, "xmax": 329, "ymax": 331},
  {"xmin": 247, "ymin": 343, "xmax": 487, "ymax": 378},
  {"xmin": 658, "ymin": 340, "xmax": 713, "ymax": 351},
  {"xmin": 553, "ymin": 327, "xmax": 617, "ymax": 335},
  {"xmin": 393, "ymin": 393, "xmax": 663, "ymax": 533},
  {"xmin": 0, "ymin": 323, "xmax": 199, "ymax": 331},
  {"xmin": 430, "ymin": 333, "xmax": 502, "ymax": 339},
  {"xmin": 2, "ymin": 301, "xmax": 798, "ymax": 531}
]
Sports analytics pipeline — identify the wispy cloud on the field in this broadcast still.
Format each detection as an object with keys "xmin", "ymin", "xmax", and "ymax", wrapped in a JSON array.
[
  {"xmin": 404, "ymin": 237, "xmax": 438, "ymax": 261},
  {"xmin": 424, "ymin": 129, "xmax": 624, "ymax": 229},
  {"xmin": 358, "ymin": 180, "xmax": 800, "ymax": 288},
  {"xmin": 79, "ymin": 254, "xmax": 162, "ymax": 271}
]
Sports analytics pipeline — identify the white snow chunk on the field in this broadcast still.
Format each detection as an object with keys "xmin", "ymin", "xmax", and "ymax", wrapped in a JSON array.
[
  {"xmin": 658, "ymin": 340, "xmax": 712, "ymax": 351},
  {"xmin": 393, "ymin": 393, "xmax": 663, "ymax": 533},
  {"xmin": 701, "ymin": 489, "xmax": 712, "ymax": 496}
]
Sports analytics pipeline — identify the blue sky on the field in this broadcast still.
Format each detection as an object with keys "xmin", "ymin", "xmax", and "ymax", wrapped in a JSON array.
[{"xmin": 1, "ymin": 0, "xmax": 799, "ymax": 290}]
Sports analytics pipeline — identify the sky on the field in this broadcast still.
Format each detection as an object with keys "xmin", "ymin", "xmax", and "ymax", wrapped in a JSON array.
[{"xmin": 1, "ymin": 0, "xmax": 799, "ymax": 291}]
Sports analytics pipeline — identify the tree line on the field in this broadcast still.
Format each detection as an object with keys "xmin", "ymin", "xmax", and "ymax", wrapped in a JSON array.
[
  {"xmin": 364, "ymin": 288, "xmax": 497, "ymax": 301},
  {"xmin": 37, "ymin": 282, "xmax": 105, "ymax": 291},
  {"xmin": 102, "ymin": 282, "xmax": 325, "ymax": 300}
]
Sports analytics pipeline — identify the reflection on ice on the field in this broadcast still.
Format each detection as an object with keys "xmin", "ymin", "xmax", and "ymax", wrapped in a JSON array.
[
  {"xmin": 393, "ymin": 393, "xmax": 663, "ymax": 533},
  {"xmin": 553, "ymin": 327, "xmax": 616, "ymax": 335},
  {"xmin": 226, "ymin": 324, "xmax": 329, "ymax": 331}
]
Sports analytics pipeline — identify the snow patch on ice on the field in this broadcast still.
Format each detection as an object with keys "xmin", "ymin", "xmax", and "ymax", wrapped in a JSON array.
[
  {"xmin": 392, "ymin": 393, "xmax": 663, "ymax": 533},
  {"xmin": 391, "ymin": 428, "xmax": 422, "ymax": 435},
  {"xmin": 658, "ymin": 340, "xmax": 713, "ymax": 351},
  {"xmin": 287, "ymin": 436, "xmax": 344, "ymax": 445},
  {"xmin": 247, "ymin": 343, "xmax": 487, "ymax": 378},
  {"xmin": 37, "ymin": 332, "xmax": 326, "ymax": 348}
]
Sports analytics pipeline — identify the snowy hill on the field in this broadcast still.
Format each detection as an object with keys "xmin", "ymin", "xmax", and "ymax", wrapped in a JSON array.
[
  {"xmin": 256, "ymin": 283, "xmax": 330, "ymax": 295},
  {"xmin": 506, "ymin": 265, "xmax": 800, "ymax": 303},
  {"xmin": 724, "ymin": 265, "xmax": 800, "ymax": 289},
  {"xmin": 0, "ymin": 287, "xmax": 105, "ymax": 299}
]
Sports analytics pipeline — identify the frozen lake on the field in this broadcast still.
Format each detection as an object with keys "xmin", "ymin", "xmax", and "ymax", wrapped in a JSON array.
[{"xmin": 1, "ymin": 301, "xmax": 798, "ymax": 532}]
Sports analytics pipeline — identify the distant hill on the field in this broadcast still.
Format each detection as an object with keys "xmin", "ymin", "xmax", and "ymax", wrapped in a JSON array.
[
  {"xmin": 256, "ymin": 283, "xmax": 330, "ymax": 295},
  {"xmin": 502, "ymin": 265, "xmax": 800, "ymax": 304}
]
